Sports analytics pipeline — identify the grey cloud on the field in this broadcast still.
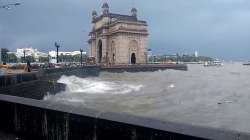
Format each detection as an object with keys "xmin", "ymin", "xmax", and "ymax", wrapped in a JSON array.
[{"xmin": 0, "ymin": 0, "xmax": 250, "ymax": 60}]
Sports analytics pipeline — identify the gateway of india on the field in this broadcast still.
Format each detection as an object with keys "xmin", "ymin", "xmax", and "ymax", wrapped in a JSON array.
[{"xmin": 88, "ymin": 3, "xmax": 148, "ymax": 65}]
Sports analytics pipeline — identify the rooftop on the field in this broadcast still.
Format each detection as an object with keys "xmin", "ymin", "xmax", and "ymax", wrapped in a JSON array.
[{"xmin": 92, "ymin": 13, "xmax": 147, "ymax": 24}]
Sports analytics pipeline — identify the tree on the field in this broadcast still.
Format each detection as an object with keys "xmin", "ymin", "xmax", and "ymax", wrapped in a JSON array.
[
  {"xmin": 21, "ymin": 56, "xmax": 35, "ymax": 63},
  {"xmin": 39, "ymin": 56, "xmax": 49, "ymax": 63},
  {"xmin": 7, "ymin": 53, "xmax": 17, "ymax": 63},
  {"xmin": 57, "ymin": 54, "xmax": 87, "ymax": 63},
  {"xmin": 1, "ymin": 48, "xmax": 9, "ymax": 64},
  {"xmin": 26, "ymin": 56, "xmax": 35, "ymax": 62}
]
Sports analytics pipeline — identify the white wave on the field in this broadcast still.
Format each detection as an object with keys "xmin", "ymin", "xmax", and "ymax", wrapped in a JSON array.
[
  {"xmin": 57, "ymin": 75, "xmax": 143, "ymax": 95},
  {"xmin": 168, "ymin": 84, "xmax": 175, "ymax": 88}
]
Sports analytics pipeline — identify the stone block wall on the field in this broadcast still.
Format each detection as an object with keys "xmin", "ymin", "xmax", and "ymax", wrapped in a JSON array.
[{"xmin": 0, "ymin": 95, "xmax": 213, "ymax": 140}]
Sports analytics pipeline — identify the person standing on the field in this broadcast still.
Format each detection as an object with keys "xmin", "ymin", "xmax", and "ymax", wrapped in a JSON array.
[{"xmin": 27, "ymin": 60, "xmax": 31, "ymax": 72}]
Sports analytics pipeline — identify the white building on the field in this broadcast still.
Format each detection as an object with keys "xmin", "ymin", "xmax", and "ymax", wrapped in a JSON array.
[
  {"xmin": 16, "ymin": 48, "xmax": 48, "ymax": 61},
  {"xmin": 194, "ymin": 51, "xmax": 199, "ymax": 57},
  {"xmin": 48, "ymin": 51, "xmax": 87, "ymax": 64},
  {"xmin": 147, "ymin": 49, "xmax": 152, "ymax": 63},
  {"xmin": 16, "ymin": 48, "xmax": 36, "ymax": 58}
]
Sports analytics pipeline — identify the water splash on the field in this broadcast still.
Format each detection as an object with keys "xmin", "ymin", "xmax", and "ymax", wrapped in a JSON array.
[
  {"xmin": 56, "ymin": 75, "xmax": 143, "ymax": 95},
  {"xmin": 168, "ymin": 84, "xmax": 175, "ymax": 88}
]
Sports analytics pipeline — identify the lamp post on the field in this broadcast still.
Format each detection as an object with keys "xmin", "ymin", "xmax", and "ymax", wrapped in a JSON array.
[
  {"xmin": 23, "ymin": 49, "xmax": 26, "ymax": 63},
  {"xmin": 80, "ymin": 49, "xmax": 83, "ymax": 66},
  {"xmin": 176, "ymin": 53, "xmax": 179, "ymax": 64},
  {"xmin": 47, "ymin": 54, "xmax": 50, "ymax": 64},
  {"xmin": 54, "ymin": 42, "xmax": 60, "ymax": 63}
]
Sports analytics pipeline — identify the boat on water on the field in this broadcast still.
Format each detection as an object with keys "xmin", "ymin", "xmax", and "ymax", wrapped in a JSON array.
[
  {"xmin": 243, "ymin": 61, "xmax": 250, "ymax": 66},
  {"xmin": 204, "ymin": 60, "xmax": 223, "ymax": 67}
]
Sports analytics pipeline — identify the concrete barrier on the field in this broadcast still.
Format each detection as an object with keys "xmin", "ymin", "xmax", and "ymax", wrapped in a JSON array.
[
  {"xmin": 39, "ymin": 66, "xmax": 100, "ymax": 81},
  {"xmin": 0, "ymin": 65, "xmax": 186, "ymax": 88},
  {"xmin": 0, "ymin": 72, "xmax": 38, "ymax": 88},
  {"xmin": 0, "ymin": 66, "xmax": 100, "ymax": 88},
  {"xmin": 0, "ymin": 94, "xmax": 249, "ymax": 140},
  {"xmin": 101, "ymin": 64, "xmax": 188, "ymax": 73},
  {"xmin": 0, "ymin": 80, "xmax": 65, "ymax": 99}
]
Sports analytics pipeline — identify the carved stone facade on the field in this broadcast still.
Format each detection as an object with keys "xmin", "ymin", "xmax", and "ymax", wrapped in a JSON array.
[{"xmin": 88, "ymin": 3, "xmax": 148, "ymax": 65}]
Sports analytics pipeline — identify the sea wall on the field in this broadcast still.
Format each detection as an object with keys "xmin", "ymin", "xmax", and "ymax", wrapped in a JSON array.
[
  {"xmin": 0, "ymin": 72, "xmax": 38, "ymax": 88},
  {"xmin": 0, "ymin": 66, "xmax": 100, "ymax": 88},
  {"xmin": 0, "ymin": 80, "xmax": 65, "ymax": 100},
  {"xmin": 101, "ymin": 64, "xmax": 188, "ymax": 73},
  {"xmin": 0, "ymin": 94, "xmax": 248, "ymax": 140},
  {"xmin": 39, "ymin": 66, "xmax": 100, "ymax": 81},
  {"xmin": 0, "ymin": 64, "xmax": 187, "ymax": 88}
]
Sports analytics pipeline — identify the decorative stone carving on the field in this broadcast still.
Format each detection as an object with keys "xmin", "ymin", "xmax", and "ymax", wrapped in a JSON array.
[{"xmin": 89, "ymin": 3, "xmax": 148, "ymax": 65}]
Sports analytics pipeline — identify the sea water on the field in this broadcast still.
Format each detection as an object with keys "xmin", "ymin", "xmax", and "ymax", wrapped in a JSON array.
[{"xmin": 44, "ymin": 62, "xmax": 250, "ymax": 132}]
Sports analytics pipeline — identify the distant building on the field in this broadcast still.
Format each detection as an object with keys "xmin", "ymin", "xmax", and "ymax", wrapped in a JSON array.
[
  {"xmin": 89, "ymin": 3, "xmax": 148, "ymax": 65},
  {"xmin": 147, "ymin": 49, "xmax": 152, "ymax": 63},
  {"xmin": 48, "ymin": 51, "xmax": 87, "ymax": 64},
  {"xmin": 194, "ymin": 51, "xmax": 198, "ymax": 57},
  {"xmin": 16, "ymin": 48, "xmax": 35, "ymax": 58},
  {"xmin": 16, "ymin": 48, "xmax": 48, "ymax": 62},
  {"xmin": 147, "ymin": 49, "xmax": 153, "ymax": 57},
  {"xmin": 1, "ymin": 48, "xmax": 9, "ymax": 64}
]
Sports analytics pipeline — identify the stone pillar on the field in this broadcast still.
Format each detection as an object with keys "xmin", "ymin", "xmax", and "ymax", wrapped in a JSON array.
[
  {"xmin": 91, "ymin": 40, "xmax": 96, "ymax": 58},
  {"xmin": 102, "ymin": 37, "xmax": 108, "ymax": 64}
]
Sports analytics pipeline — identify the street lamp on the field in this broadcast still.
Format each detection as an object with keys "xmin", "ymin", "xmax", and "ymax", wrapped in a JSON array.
[
  {"xmin": 54, "ymin": 42, "xmax": 60, "ymax": 63},
  {"xmin": 23, "ymin": 49, "xmax": 26, "ymax": 63},
  {"xmin": 48, "ymin": 54, "xmax": 50, "ymax": 64},
  {"xmin": 80, "ymin": 49, "xmax": 83, "ymax": 66},
  {"xmin": 176, "ymin": 53, "xmax": 179, "ymax": 64}
]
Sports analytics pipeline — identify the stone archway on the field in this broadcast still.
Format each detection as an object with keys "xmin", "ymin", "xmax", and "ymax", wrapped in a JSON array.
[
  {"xmin": 98, "ymin": 40, "xmax": 102, "ymax": 63},
  {"xmin": 131, "ymin": 53, "xmax": 136, "ymax": 64},
  {"xmin": 129, "ymin": 40, "xmax": 139, "ymax": 64},
  {"xmin": 111, "ymin": 41, "xmax": 116, "ymax": 64}
]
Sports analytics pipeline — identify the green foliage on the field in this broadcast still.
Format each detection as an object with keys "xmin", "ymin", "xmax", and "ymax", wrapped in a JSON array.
[
  {"xmin": 39, "ymin": 56, "xmax": 49, "ymax": 63},
  {"xmin": 58, "ymin": 54, "xmax": 87, "ymax": 63},
  {"xmin": 196, "ymin": 56, "xmax": 214, "ymax": 62},
  {"xmin": 26, "ymin": 56, "xmax": 35, "ymax": 62},
  {"xmin": 1, "ymin": 48, "xmax": 9, "ymax": 64},
  {"xmin": 20, "ymin": 56, "xmax": 35, "ymax": 63},
  {"xmin": 7, "ymin": 53, "xmax": 18, "ymax": 63},
  {"xmin": 148, "ymin": 54, "xmax": 213, "ymax": 63}
]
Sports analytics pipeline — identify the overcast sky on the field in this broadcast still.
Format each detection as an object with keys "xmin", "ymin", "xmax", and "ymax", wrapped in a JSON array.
[{"xmin": 1, "ymin": 0, "xmax": 250, "ymax": 60}]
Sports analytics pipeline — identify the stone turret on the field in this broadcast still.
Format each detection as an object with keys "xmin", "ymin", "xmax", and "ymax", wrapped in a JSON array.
[
  {"xmin": 92, "ymin": 10, "xmax": 97, "ymax": 20},
  {"xmin": 131, "ymin": 8, "xmax": 137, "ymax": 17},
  {"xmin": 102, "ymin": 2, "xmax": 109, "ymax": 15}
]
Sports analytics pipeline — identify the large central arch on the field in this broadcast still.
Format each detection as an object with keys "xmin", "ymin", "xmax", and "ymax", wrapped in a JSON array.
[
  {"xmin": 129, "ymin": 40, "xmax": 139, "ymax": 64},
  {"xmin": 131, "ymin": 53, "xmax": 136, "ymax": 64},
  {"xmin": 97, "ymin": 40, "xmax": 102, "ymax": 63},
  {"xmin": 111, "ymin": 41, "xmax": 116, "ymax": 64}
]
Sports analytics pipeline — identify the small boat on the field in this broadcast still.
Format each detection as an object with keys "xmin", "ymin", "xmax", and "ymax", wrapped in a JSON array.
[
  {"xmin": 204, "ymin": 60, "xmax": 223, "ymax": 67},
  {"xmin": 243, "ymin": 61, "xmax": 250, "ymax": 66}
]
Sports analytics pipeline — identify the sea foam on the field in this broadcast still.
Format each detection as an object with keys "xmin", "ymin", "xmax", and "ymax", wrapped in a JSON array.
[{"xmin": 57, "ymin": 75, "xmax": 143, "ymax": 95}]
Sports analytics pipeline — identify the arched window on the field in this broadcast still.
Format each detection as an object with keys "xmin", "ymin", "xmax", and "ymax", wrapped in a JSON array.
[
  {"xmin": 111, "ymin": 41, "xmax": 116, "ymax": 64},
  {"xmin": 98, "ymin": 40, "xmax": 102, "ymax": 63},
  {"xmin": 131, "ymin": 53, "xmax": 136, "ymax": 64}
]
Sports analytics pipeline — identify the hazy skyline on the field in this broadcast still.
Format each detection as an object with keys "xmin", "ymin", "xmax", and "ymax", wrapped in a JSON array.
[{"xmin": 1, "ymin": 0, "xmax": 250, "ymax": 60}]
